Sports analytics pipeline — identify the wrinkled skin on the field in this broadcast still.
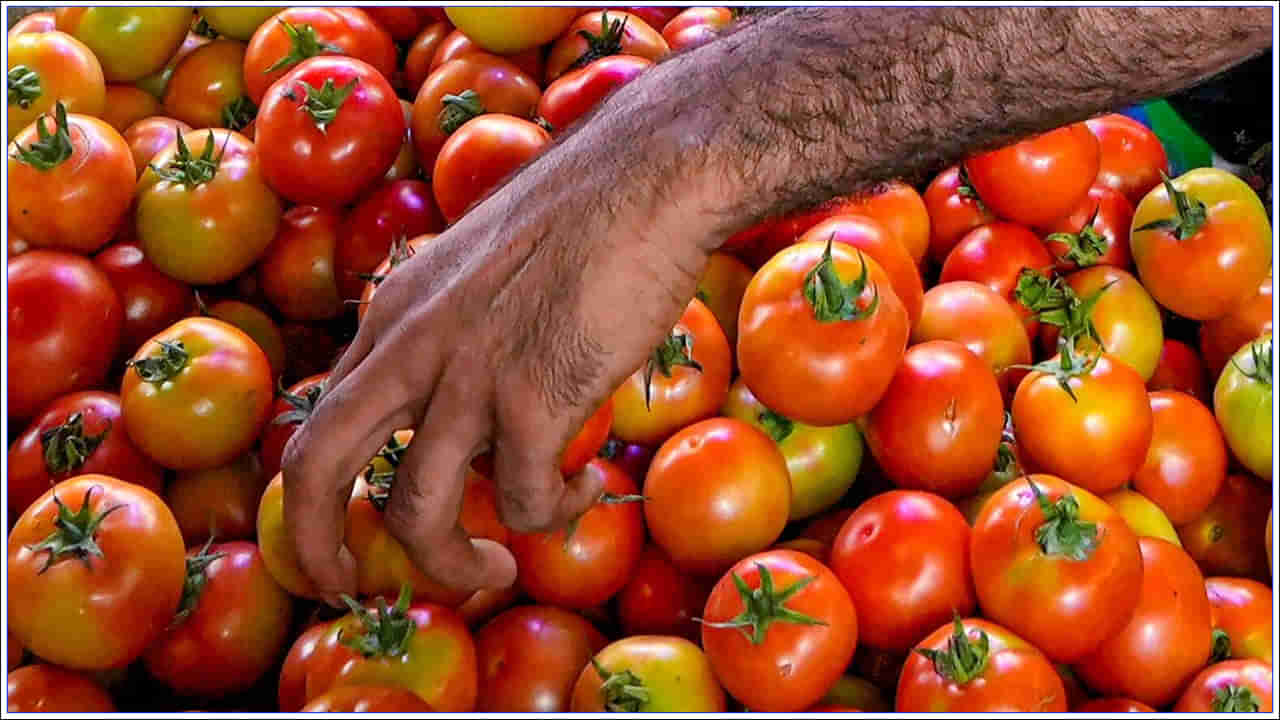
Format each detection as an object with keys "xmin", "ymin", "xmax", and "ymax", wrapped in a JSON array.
[
  {"xmin": 1132, "ymin": 391, "xmax": 1226, "ymax": 525},
  {"xmin": 1206, "ymin": 577, "xmax": 1273, "ymax": 664},
  {"xmin": 6, "ymin": 30, "xmax": 105, "ymax": 140},
  {"xmin": 1177, "ymin": 473, "xmax": 1271, "ymax": 581},
  {"xmin": 570, "ymin": 636, "xmax": 725, "ymax": 712},
  {"xmin": 475, "ymin": 605, "xmax": 608, "ymax": 712},
  {"xmin": 166, "ymin": 453, "xmax": 269, "ymax": 546},
  {"xmin": 964, "ymin": 122, "xmax": 1100, "ymax": 227}
]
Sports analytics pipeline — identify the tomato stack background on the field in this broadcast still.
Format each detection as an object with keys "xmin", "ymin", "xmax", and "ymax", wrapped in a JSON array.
[{"xmin": 5, "ymin": 5, "xmax": 1276, "ymax": 714}]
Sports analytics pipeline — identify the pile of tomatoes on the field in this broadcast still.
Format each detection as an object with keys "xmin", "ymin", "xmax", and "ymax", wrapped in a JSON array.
[{"xmin": 5, "ymin": 5, "xmax": 1276, "ymax": 715}]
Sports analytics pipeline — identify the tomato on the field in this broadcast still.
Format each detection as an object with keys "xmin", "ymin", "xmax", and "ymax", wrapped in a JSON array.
[
  {"xmin": 843, "ymin": 180, "xmax": 932, "ymax": 267},
  {"xmin": 200, "ymin": 298, "xmax": 288, "ymax": 380},
  {"xmin": 1074, "ymin": 537, "xmax": 1212, "ymax": 707},
  {"xmin": 8, "ymin": 105, "xmax": 134, "ymax": 254},
  {"xmin": 1042, "ymin": 185, "xmax": 1134, "ymax": 271},
  {"xmin": 6, "ymin": 31, "xmax": 105, "ymax": 141},
  {"xmin": 1103, "ymin": 488, "xmax": 1181, "ymax": 546},
  {"xmin": 356, "ymin": 234, "xmax": 440, "ymax": 323},
  {"xmin": 256, "ymin": 57, "xmax": 404, "ymax": 207},
  {"xmin": 1085, "ymin": 113, "xmax": 1171, "ymax": 204},
  {"xmin": 798, "ymin": 214, "xmax": 924, "ymax": 328},
  {"xmin": 7, "ymin": 11, "xmax": 56, "ymax": 37},
  {"xmin": 362, "ymin": 7, "xmax": 436, "ymax": 42},
  {"xmin": 100, "ymin": 84, "xmax": 161, "ymax": 133},
  {"xmin": 964, "ymin": 123, "xmax": 1100, "ymax": 227},
  {"xmin": 570, "ymin": 636, "xmax": 725, "ymax": 712},
  {"xmin": 242, "ymin": 7, "xmax": 396, "ymax": 105},
  {"xmin": 444, "ymin": 7, "xmax": 581, "ymax": 53},
  {"xmin": 259, "ymin": 373, "xmax": 328, "ymax": 479},
  {"xmin": 6, "ymin": 665, "xmax": 115, "ymax": 713},
  {"xmin": 135, "ymin": 30, "xmax": 210, "ymax": 100},
  {"xmin": 538, "ymin": 55, "xmax": 653, "ymax": 132},
  {"xmin": 972, "ymin": 475, "xmax": 1143, "ymax": 663},
  {"xmin": 166, "ymin": 453, "xmax": 269, "ymax": 546},
  {"xmin": 661, "ymin": 7, "xmax": 733, "ymax": 50},
  {"xmin": 55, "ymin": 7, "xmax": 190, "ymax": 82},
  {"xmin": 1130, "ymin": 391, "xmax": 1227, "ymax": 525},
  {"xmin": 817, "ymin": 674, "xmax": 890, "ymax": 712},
  {"xmin": 611, "ymin": 297, "xmax": 731, "ymax": 446},
  {"xmin": 403, "ymin": 21, "xmax": 455, "ymax": 94},
  {"xmin": 136, "ymin": 128, "xmax": 282, "ymax": 285},
  {"xmin": 161, "ymin": 38, "xmax": 254, "ymax": 132},
  {"xmin": 7, "ymin": 251, "xmax": 123, "ymax": 422},
  {"xmin": 723, "ymin": 378, "xmax": 862, "ymax": 520},
  {"xmin": 1131, "ymin": 168, "xmax": 1272, "ymax": 320},
  {"xmin": 302, "ymin": 685, "xmax": 436, "ymax": 712},
  {"xmin": 7, "ymin": 475, "xmax": 185, "ymax": 670},
  {"xmin": 257, "ymin": 472, "xmax": 319, "ymax": 598},
  {"xmin": 1074, "ymin": 697, "xmax": 1156, "ymax": 712},
  {"xmin": 598, "ymin": 436, "xmax": 655, "ymax": 484},
  {"xmin": 340, "ymin": 181, "xmax": 443, "ymax": 301},
  {"xmin": 1148, "ymin": 338, "xmax": 1208, "ymax": 400},
  {"xmin": 897, "ymin": 617, "xmax": 1067, "ymax": 712},
  {"xmin": 475, "ymin": 606, "xmax": 607, "ymax": 712},
  {"xmin": 616, "ymin": 544, "xmax": 711, "ymax": 641},
  {"xmin": 430, "ymin": 29, "xmax": 547, "ymax": 85},
  {"xmin": 122, "ymin": 116, "xmax": 192, "ymax": 177},
  {"xmin": 457, "ymin": 585, "xmax": 521, "ymax": 629},
  {"xmin": 1201, "ymin": 272, "xmax": 1272, "ymax": 380},
  {"xmin": 560, "ymin": 399, "xmax": 615, "ymax": 477},
  {"xmin": 1178, "ymin": 474, "xmax": 1271, "ymax": 581},
  {"xmin": 1206, "ymin": 577, "xmax": 1273, "ymax": 665},
  {"xmin": 144, "ymin": 541, "xmax": 293, "ymax": 695},
  {"xmin": 801, "ymin": 508, "xmax": 855, "ymax": 548},
  {"xmin": 6, "ymin": 632, "xmax": 23, "ymax": 672},
  {"xmin": 701, "ymin": 550, "xmax": 857, "ymax": 712},
  {"xmin": 199, "ymin": 7, "xmax": 283, "ymax": 41},
  {"xmin": 433, "ymin": 114, "xmax": 550, "ymax": 223},
  {"xmin": 93, "ymin": 242, "xmax": 195, "ymax": 359},
  {"xmin": 1213, "ymin": 336, "xmax": 1273, "ymax": 479},
  {"xmin": 644, "ymin": 418, "xmax": 791, "ymax": 575},
  {"xmin": 923, "ymin": 165, "xmax": 998, "ymax": 264},
  {"xmin": 1175, "ymin": 659, "xmax": 1273, "ymax": 713},
  {"xmin": 545, "ymin": 11, "xmax": 669, "ymax": 83},
  {"xmin": 939, "ymin": 222, "xmax": 1054, "ymax": 339},
  {"xmin": 257, "ymin": 206, "xmax": 345, "ymax": 321},
  {"xmin": 1045, "ymin": 265, "xmax": 1163, "ymax": 381},
  {"xmin": 739, "ymin": 239, "xmax": 910, "ymax": 426},
  {"xmin": 1268, "ymin": 509, "xmax": 1274, "ymax": 576},
  {"xmin": 120, "ymin": 317, "xmax": 274, "ymax": 471},
  {"xmin": 278, "ymin": 622, "xmax": 331, "ymax": 711},
  {"xmin": 694, "ymin": 251, "xmax": 754, "ymax": 346},
  {"xmin": 912, "ymin": 282, "xmax": 1032, "ymax": 401},
  {"xmin": 7, "ymin": 391, "xmax": 164, "ymax": 522},
  {"xmin": 510, "ymin": 459, "xmax": 645, "ymax": 608}
]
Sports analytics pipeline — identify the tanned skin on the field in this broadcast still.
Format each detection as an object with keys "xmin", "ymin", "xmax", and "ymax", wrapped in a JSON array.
[{"xmin": 282, "ymin": 7, "xmax": 1272, "ymax": 604}]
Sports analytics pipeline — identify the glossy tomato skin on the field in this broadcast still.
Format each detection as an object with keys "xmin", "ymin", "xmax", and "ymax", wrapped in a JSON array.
[
  {"xmin": 570, "ymin": 635, "xmax": 726, "ymax": 712},
  {"xmin": 1086, "ymin": 113, "xmax": 1171, "ymax": 204},
  {"xmin": 199, "ymin": 7, "xmax": 283, "ymax": 41},
  {"xmin": 121, "ymin": 116, "xmax": 191, "ymax": 177},
  {"xmin": 538, "ymin": 55, "xmax": 653, "ymax": 132},
  {"xmin": 964, "ymin": 123, "xmax": 1100, "ymax": 227},
  {"xmin": 7, "ymin": 11, "xmax": 56, "ymax": 37},
  {"xmin": 475, "ymin": 606, "xmax": 608, "ymax": 712},
  {"xmin": 1132, "ymin": 391, "xmax": 1226, "ymax": 525},
  {"xmin": 256, "ymin": 472, "xmax": 319, "ymax": 598},
  {"xmin": 162, "ymin": 39, "xmax": 253, "ymax": 131},
  {"xmin": 202, "ymin": 298, "xmax": 287, "ymax": 380},
  {"xmin": 362, "ymin": 6, "xmax": 430, "ymax": 42},
  {"xmin": 93, "ymin": 242, "xmax": 195, "ymax": 359},
  {"xmin": 242, "ymin": 7, "xmax": 396, "ymax": 104},
  {"xmin": 695, "ymin": 251, "xmax": 755, "ymax": 346},
  {"xmin": 429, "ymin": 29, "xmax": 546, "ymax": 84},
  {"xmin": 433, "ymin": 114, "xmax": 550, "ymax": 223},
  {"xmin": 5, "ymin": 665, "xmax": 116, "ymax": 713},
  {"xmin": 847, "ymin": 179, "xmax": 932, "ymax": 267},
  {"xmin": 560, "ymin": 398, "xmax": 614, "ymax": 476},
  {"xmin": 259, "ymin": 372, "xmax": 328, "ymax": 479},
  {"xmin": 1055, "ymin": 265, "xmax": 1163, "ymax": 381},
  {"xmin": 1206, "ymin": 577, "xmax": 1273, "ymax": 664},
  {"xmin": 798, "ymin": 214, "xmax": 924, "ymax": 328},
  {"xmin": 545, "ymin": 11, "xmax": 669, "ymax": 83},
  {"xmin": 971, "ymin": 475, "xmax": 1143, "ymax": 663},
  {"xmin": 923, "ymin": 165, "xmax": 997, "ymax": 264},
  {"xmin": 357, "ymin": 234, "xmax": 440, "ymax": 323},
  {"xmin": 340, "ymin": 181, "xmax": 443, "ymax": 301},
  {"xmin": 135, "ymin": 30, "xmax": 209, "ymax": 100},
  {"xmin": 1148, "ymin": 338, "xmax": 1207, "ymax": 400},
  {"xmin": 734, "ymin": 194, "xmax": 861, "ymax": 267},
  {"xmin": 1177, "ymin": 474, "xmax": 1271, "ymax": 581},
  {"xmin": 831, "ymin": 491, "xmax": 976, "ymax": 653},
  {"xmin": 1104, "ymin": 488, "xmax": 1182, "ymax": 546},
  {"xmin": 939, "ymin": 222, "xmax": 1053, "ymax": 339},
  {"xmin": 896, "ymin": 618, "xmax": 1067, "ymax": 712},
  {"xmin": 302, "ymin": 685, "xmax": 435, "ymax": 712},
  {"xmin": 617, "ymin": 544, "xmax": 712, "ymax": 642},
  {"xmin": 1042, "ymin": 185, "xmax": 1134, "ymax": 271},
  {"xmin": 444, "ymin": 7, "xmax": 579, "ymax": 54},
  {"xmin": 277, "ymin": 622, "xmax": 331, "ymax": 711},
  {"xmin": 256, "ymin": 57, "xmax": 405, "ymax": 207},
  {"xmin": 1074, "ymin": 537, "xmax": 1213, "ymax": 708},
  {"xmin": 5, "ymin": 30, "xmax": 105, "ymax": 140},
  {"xmin": 7, "ymin": 475, "xmax": 186, "ymax": 670},
  {"xmin": 7, "ymin": 391, "xmax": 163, "ymax": 522},
  {"xmin": 702, "ymin": 550, "xmax": 858, "ymax": 712},
  {"xmin": 1175, "ymin": 659, "xmax": 1273, "ymax": 712},
  {"xmin": 9, "ymin": 110, "xmax": 134, "ymax": 254},
  {"xmin": 1131, "ymin": 168, "xmax": 1272, "ymax": 320},
  {"xmin": 1074, "ymin": 697, "xmax": 1156, "ymax": 712},
  {"xmin": 1199, "ymin": 271, "xmax": 1272, "ymax": 379},
  {"xmin": 7, "ymin": 251, "xmax": 123, "ymax": 422},
  {"xmin": 912, "ymin": 281, "xmax": 1032, "ymax": 401},
  {"xmin": 166, "ymin": 453, "xmax": 269, "ymax": 546},
  {"xmin": 739, "ymin": 240, "xmax": 910, "ymax": 426},
  {"xmin": 55, "ymin": 7, "xmax": 190, "ymax": 82},
  {"xmin": 1213, "ymin": 336, "xmax": 1273, "ymax": 480},
  {"xmin": 99, "ymin": 84, "xmax": 161, "ymax": 133},
  {"xmin": 403, "ymin": 21, "xmax": 455, "ymax": 94},
  {"xmin": 258, "ymin": 206, "xmax": 345, "ymax": 321},
  {"xmin": 662, "ymin": 7, "xmax": 734, "ymax": 50},
  {"xmin": 866, "ymin": 341, "xmax": 1004, "ymax": 498}
]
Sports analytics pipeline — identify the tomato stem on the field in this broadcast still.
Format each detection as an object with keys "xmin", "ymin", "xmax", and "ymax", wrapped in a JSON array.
[
  {"xmin": 272, "ymin": 378, "xmax": 326, "ymax": 426},
  {"xmin": 569, "ymin": 10, "xmax": 629, "ymax": 72},
  {"xmin": 290, "ymin": 77, "xmax": 359, "ymax": 132},
  {"xmin": 1134, "ymin": 171, "xmax": 1208, "ymax": 241},
  {"xmin": 1046, "ymin": 204, "xmax": 1108, "ymax": 267},
  {"xmin": 263, "ymin": 19, "xmax": 344, "ymax": 75},
  {"xmin": 40, "ymin": 412, "xmax": 108, "ymax": 476},
  {"xmin": 220, "ymin": 94, "xmax": 257, "ymax": 132},
  {"xmin": 803, "ymin": 237, "xmax": 881, "ymax": 324},
  {"xmin": 127, "ymin": 340, "xmax": 191, "ymax": 384},
  {"xmin": 1209, "ymin": 628, "xmax": 1232, "ymax": 663},
  {"xmin": 172, "ymin": 538, "xmax": 227, "ymax": 626},
  {"xmin": 757, "ymin": 409, "xmax": 794, "ymax": 443},
  {"xmin": 643, "ymin": 332, "xmax": 702, "ymax": 410},
  {"xmin": 1230, "ymin": 337, "xmax": 1272, "ymax": 390},
  {"xmin": 10, "ymin": 101, "xmax": 73, "ymax": 170},
  {"xmin": 592, "ymin": 657, "xmax": 651, "ymax": 712},
  {"xmin": 697, "ymin": 562, "xmax": 827, "ymax": 645},
  {"xmin": 192, "ymin": 15, "xmax": 219, "ymax": 38},
  {"xmin": 1213, "ymin": 685, "xmax": 1260, "ymax": 713},
  {"xmin": 1028, "ymin": 478, "xmax": 1098, "ymax": 561},
  {"xmin": 7, "ymin": 65, "xmax": 41, "ymax": 109},
  {"xmin": 24, "ymin": 485, "xmax": 126, "ymax": 573},
  {"xmin": 150, "ymin": 130, "xmax": 227, "ymax": 189},
  {"xmin": 338, "ymin": 583, "xmax": 416, "ymax": 658},
  {"xmin": 364, "ymin": 434, "xmax": 411, "ymax": 511},
  {"xmin": 916, "ymin": 617, "xmax": 990, "ymax": 685},
  {"xmin": 437, "ymin": 89, "xmax": 486, "ymax": 134}
]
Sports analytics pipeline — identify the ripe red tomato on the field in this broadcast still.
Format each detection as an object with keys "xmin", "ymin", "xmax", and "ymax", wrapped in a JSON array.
[
  {"xmin": 162, "ymin": 38, "xmax": 254, "ymax": 131},
  {"xmin": 923, "ymin": 165, "xmax": 997, "ymax": 264},
  {"xmin": 7, "ymin": 631, "xmax": 23, "ymax": 672},
  {"xmin": 99, "ymin": 84, "xmax": 161, "ymax": 133},
  {"xmin": 545, "ymin": 11, "xmax": 669, "ymax": 83},
  {"xmin": 1213, "ymin": 336, "xmax": 1272, "ymax": 480},
  {"xmin": 429, "ymin": 29, "xmax": 547, "ymax": 84},
  {"xmin": 1074, "ymin": 537, "xmax": 1213, "ymax": 708},
  {"xmin": 939, "ymin": 222, "xmax": 1054, "ymax": 339},
  {"xmin": 121, "ymin": 116, "xmax": 191, "ymax": 177},
  {"xmin": 896, "ymin": 618, "xmax": 1068, "ymax": 712},
  {"xmin": 340, "ymin": 180, "xmax": 443, "ymax": 301},
  {"xmin": 8, "ymin": 105, "xmax": 134, "ymax": 254},
  {"xmin": 444, "ymin": 7, "xmax": 579, "ymax": 54},
  {"xmin": 144, "ymin": 541, "xmax": 293, "ymax": 695},
  {"xmin": 256, "ymin": 56, "xmax": 405, "ymax": 207},
  {"xmin": 971, "ymin": 475, "xmax": 1143, "ymax": 663},
  {"xmin": 6, "ymin": 665, "xmax": 116, "ymax": 712},
  {"xmin": 1206, "ymin": 577, "xmax": 1273, "ymax": 664},
  {"xmin": 702, "ymin": 550, "xmax": 857, "ymax": 712},
  {"xmin": 1085, "ymin": 113, "xmax": 1170, "ymax": 204},
  {"xmin": 732, "ymin": 194, "xmax": 862, "ymax": 267},
  {"xmin": 457, "ymin": 586, "xmax": 522, "ymax": 629},
  {"xmin": 797, "ymin": 214, "xmax": 924, "ymax": 328},
  {"xmin": 1199, "ymin": 271, "xmax": 1272, "ymax": 379},
  {"xmin": 538, "ymin": 55, "xmax": 653, "ymax": 132},
  {"xmin": 1074, "ymin": 698, "xmax": 1156, "ymax": 712},
  {"xmin": 475, "ymin": 605, "xmax": 608, "ymax": 712},
  {"xmin": 1132, "ymin": 391, "xmax": 1226, "ymax": 525},
  {"xmin": 1175, "ymin": 659, "xmax": 1273, "ymax": 713},
  {"xmin": 1148, "ymin": 338, "xmax": 1208, "ymax": 400},
  {"xmin": 362, "ymin": 7, "xmax": 431, "ymax": 42},
  {"xmin": 559, "ymin": 399, "xmax": 614, "ymax": 477},
  {"xmin": 6, "ymin": 30, "xmax": 105, "ymax": 140},
  {"xmin": 739, "ymin": 239, "xmax": 910, "ymax": 426},
  {"xmin": 1131, "ymin": 168, "xmax": 1272, "ymax": 320},
  {"xmin": 403, "ymin": 21, "xmax": 455, "ymax": 94},
  {"xmin": 7, "ymin": 251, "xmax": 123, "ymax": 422},
  {"xmin": 302, "ymin": 685, "xmax": 436, "ymax": 712},
  {"xmin": 56, "ymin": 7, "xmax": 191, "ymax": 83},
  {"xmin": 912, "ymin": 281, "xmax": 1032, "ymax": 402},
  {"xmin": 93, "ymin": 242, "xmax": 195, "ymax": 359},
  {"xmin": 165, "ymin": 453, "xmax": 269, "ymax": 546},
  {"xmin": 278, "ymin": 621, "xmax": 331, "ymax": 711},
  {"xmin": 1177, "ymin": 474, "xmax": 1271, "ymax": 581},
  {"xmin": 242, "ymin": 7, "xmax": 396, "ymax": 104},
  {"xmin": 964, "ymin": 123, "xmax": 1100, "ymax": 227},
  {"xmin": 1043, "ymin": 185, "xmax": 1134, "ymax": 271},
  {"xmin": 662, "ymin": 7, "xmax": 734, "ymax": 50},
  {"xmin": 630, "ymin": 7, "xmax": 688, "ymax": 31},
  {"xmin": 258, "ymin": 206, "xmax": 345, "ymax": 321},
  {"xmin": 831, "ymin": 490, "xmax": 976, "ymax": 653},
  {"xmin": 611, "ymin": 297, "xmax": 731, "ymax": 447},
  {"xmin": 433, "ymin": 114, "xmax": 550, "ymax": 223},
  {"xmin": 617, "ymin": 544, "xmax": 712, "ymax": 642},
  {"xmin": 645, "ymin": 418, "xmax": 791, "ymax": 575},
  {"xmin": 7, "ymin": 475, "xmax": 186, "ymax": 670},
  {"xmin": 570, "ymin": 635, "xmax": 726, "ymax": 712},
  {"xmin": 7, "ymin": 11, "xmax": 56, "ymax": 37},
  {"xmin": 846, "ymin": 180, "xmax": 932, "ymax": 267},
  {"xmin": 1046, "ymin": 265, "xmax": 1163, "ymax": 381},
  {"xmin": 356, "ymin": 234, "xmax": 440, "ymax": 324},
  {"xmin": 259, "ymin": 372, "xmax": 328, "ymax": 479}
]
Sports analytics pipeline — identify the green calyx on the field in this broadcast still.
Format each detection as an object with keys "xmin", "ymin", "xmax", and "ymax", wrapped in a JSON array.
[
  {"xmin": 1210, "ymin": 628, "xmax": 1232, "ymax": 663},
  {"xmin": 272, "ymin": 378, "xmax": 326, "ymax": 427},
  {"xmin": 1231, "ymin": 337, "xmax": 1273, "ymax": 390},
  {"xmin": 339, "ymin": 583, "xmax": 417, "ymax": 659},
  {"xmin": 150, "ymin": 129, "xmax": 226, "ymax": 189},
  {"xmin": 364, "ymin": 434, "xmax": 410, "ymax": 511},
  {"xmin": 1028, "ymin": 478, "xmax": 1098, "ymax": 561},
  {"xmin": 592, "ymin": 658, "xmax": 650, "ymax": 712},
  {"xmin": 643, "ymin": 332, "xmax": 702, "ymax": 410},
  {"xmin": 916, "ymin": 617, "xmax": 990, "ymax": 685},
  {"xmin": 1135, "ymin": 172, "xmax": 1208, "ymax": 241},
  {"xmin": 192, "ymin": 15, "xmax": 220, "ymax": 39},
  {"xmin": 10, "ymin": 101, "xmax": 73, "ymax": 170},
  {"xmin": 803, "ymin": 238, "xmax": 881, "ymax": 324},
  {"xmin": 758, "ymin": 408, "xmax": 794, "ymax": 443},
  {"xmin": 1046, "ymin": 205, "xmax": 1108, "ymax": 267},
  {"xmin": 220, "ymin": 94, "xmax": 257, "ymax": 131},
  {"xmin": 437, "ymin": 89, "xmax": 486, "ymax": 134},
  {"xmin": 1014, "ymin": 336, "xmax": 1100, "ymax": 403},
  {"xmin": 697, "ymin": 562, "xmax": 827, "ymax": 646},
  {"xmin": 1213, "ymin": 685, "xmax": 1261, "ymax": 713},
  {"xmin": 956, "ymin": 164, "xmax": 988, "ymax": 212},
  {"xmin": 564, "ymin": 491, "xmax": 646, "ymax": 548},
  {"xmin": 172, "ymin": 538, "xmax": 226, "ymax": 625},
  {"xmin": 1014, "ymin": 270, "xmax": 1110, "ymax": 352},
  {"xmin": 286, "ymin": 77, "xmax": 359, "ymax": 132},
  {"xmin": 263, "ymin": 20, "xmax": 344, "ymax": 74},
  {"xmin": 128, "ymin": 340, "xmax": 190, "ymax": 384},
  {"xmin": 40, "ymin": 412, "xmax": 108, "ymax": 476},
  {"xmin": 25, "ymin": 485, "xmax": 125, "ymax": 573},
  {"xmin": 568, "ymin": 10, "xmax": 629, "ymax": 72},
  {"xmin": 358, "ymin": 237, "xmax": 418, "ymax": 287},
  {"xmin": 7, "ymin": 64, "xmax": 42, "ymax": 109}
]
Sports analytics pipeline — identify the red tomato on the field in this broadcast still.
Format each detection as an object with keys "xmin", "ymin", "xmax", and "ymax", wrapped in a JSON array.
[
  {"xmin": 433, "ymin": 114, "xmax": 550, "ymax": 223},
  {"xmin": 165, "ymin": 453, "xmax": 269, "ymax": 546},
  {"xmin": 162, "ymin": 38, "xmax": 254, "ymax": 131},
  {"xmin": 560, "ymin": 398, "xmax": 614, "ymax": 477},
  {"xmin": 1206, "ymin": 577, "xmax": 1273, "ymax": 664},
  {"xmin": 662, "ymin": 7, "xmax": 734, "ymax": 50},
  {"xmin": 1085, "ymin": 113, "xmax": 1170, "ymax": 204},
  {"xmin": 1175, "ymin": 659, "xmax": 1273, "ymax": 712},
  {"xmin": 7, "ymin": 251, "xmax": 123, "ymax": 422},
  {"xmin": 55, "ymin": 7, "xmax": 191, "ymax": 83},
  {"xmin": 617, "ymin": 544, "xmax": 711, "ymax": 641},
  {"xmin": 8, "ymin": 105, "xmax": 134, "ymax": 254},
  {"xmin": 256, "ymin": 56, "xmax": 405, "ymax": 207},
  {"xmin": 1074, "ymin": 538, "xmax": 1213, "ymax": 708},
  {"xmin": 570, "ymin": 635, "xmax": 726, "ymax": 712},
  {"xmin": 739, "ymin": 239, "xmax": 910, "ymax": 426},
  {"xmin": 702, "ymin": 550, "xmax": 857, "ymax": 712},
  {"xmin": 7, "ymin": 391, "xmax": 164, "ymax": 522},
  {"xmin": 831, "ymin": 490, "xmax": 976, "ymax": 653},
  {"xmin": 121, "ymin": 117, "xmax": 192, "ymax": 178},
  {"xmin": 923, "ymin": 165, "xmax": 998, "ymax": 264},
  {"xmin": 630, "ymin": 7, "xmax": 688, "ymax": 30},
  {"xmin": 1132, "ymin": 391, "xmax": 1226, "ymax": 525},
  {"xmin": 302, "ymin": 685, "xmax": 436, "ymax": 712},
  {"xmin": 644, "ymin": 418, "xmax": 791, "ymax": 575},
  {"xmin": 797, "ymin": 214, "xmax": 924, "ymax": 328},
  {"xmin": 278, "ymin": 622, "xmax": 331, "ymax": 711},
  {"xmin": 1177, "ymin": 474, "xmax": 1271, "ymax": 581},
  {"xmin": 457, "ymin": 586, "xmax": 522, "ymax": 629},
  {"xmin": 429, "ymin": 29, "xmax": 546, "ymax": 84},
  {"xmin": 545, "ymin": 11, "xmax": 669, "ymax": 83},
  {"xmin": 242, "ymin": 7, "xmax": 396, "ymax": 104},
  {"xmin": 846, "ymin": 180, "xmax": 932, "ymax": 267},
  {"xmin": 403, "ymin": 21, "xmax": 455, "ymax": 94},
  {"xmin": 912, "ymin": 281, "xmax": 1032, "ymax": 401},
  {"xmin": 258, "ymin": 372, "xmax": 328, "ymax": 479},
  {"xmin": 1148, "ymin": 338, "xmax": 1208, "ymax": 400},
  {"xmin": 964, "ymin": 123, "xmax": 1100, "ymax": 227},
  {"xmin": 475, "ymin": 606, "xmax": 608, "ymax": 712},
  {"xmin": 1074, "ymin": 698, "xmax": 1156, "ymax": 712},
  {"xmin": 6, "ymin": 665, "xmax": 115, "ymax": 712},
  {"xmin": 200, "ymin": 297, "xmax": 288, "ymax": 380},
  {"xmin": 896, "ymin": 618, "xmax": 1067, "ymax": 712},
  {"xmin": 144, "ymin": 541, "xmax": 293, "ymax": 695},
  {"xmin": 258, "ymin": 206, "xmax": 345, "ymax": 321},
  {"xmin": 1199, "ymin": 270, "xmax": 1272, "ymax": 379},
  {"xmin": 695, "ymin": 251, "xmax": 754, "ymax": 346},
  {"xmin": 7, "ymin": 475, "xmax": 186, "ymax": 670},
  {"xmin": 362, "ymin": 7, "xmax": 431, "ymax": 42},
  {"xmin": 99, "ymin": 84, "xmax": 160, "ymax": 133},
  {"xmin": 802, "ymin": 508, "xmax": 855, "ymax": 548},
  {"xmin": 7, "ymin": 632, "xmax": 23, "ymax": 672},
  {"xmin": 1042, "ymin": 185, "xmax": 1134, "ymax": 271},
  {"xmin": 735, "ymin": 194, "xmax": 865, "ymax": 268},
  {"xmin": 7, "ymin": 11, "xmax": 56, "ymax": 37},
  {"xmin": 972, "ymin": 475, "xmax": 1143, "ymax": 663},
  {"xmin": 6, "ymin": 30, "xmax": 105, "ymax": 140},
  {"xmin": 93, "ymin": 242, "xmax": 195, "ymax": 360},
  {"xmin": 538, "ymin": 55, "xmax": 652, "ymax": 132},
  {"xmin": 939, "ymin": 222, "xmax": 1054, "ymax": 339},
  {"xmin": 340, "ymin": 180, "xmax": 443, "ymax": 302},
  {"xmin": 611, "ymin": 297, "xmax": 731, "ymax": 446},
  {"xmin": 379, "ymin": 98, "xmax": 419, "ymax": 185},
  {"xmin": 1046, "ymin": 265, "xmax": 1163, "ymax": 381},
  {"xmin": 356, "ymin": 234, "xmax": 440, "ymax": 323}
]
